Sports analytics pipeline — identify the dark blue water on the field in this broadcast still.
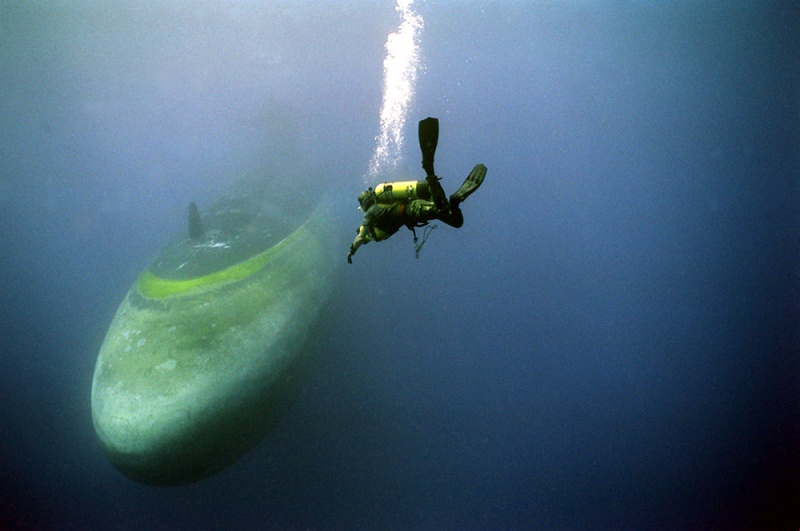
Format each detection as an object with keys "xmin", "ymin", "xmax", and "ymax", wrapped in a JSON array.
[{"xmin": 2, "ymin": 3, "xmax": 798, "ymax": 529}]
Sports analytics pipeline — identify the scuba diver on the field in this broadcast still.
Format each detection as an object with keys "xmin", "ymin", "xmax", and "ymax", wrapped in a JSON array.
[{"xmin": 347, "ymin": 117, "xmax": 487, "ymax": 263}]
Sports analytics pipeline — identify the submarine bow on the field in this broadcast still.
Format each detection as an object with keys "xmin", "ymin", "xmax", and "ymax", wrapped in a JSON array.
[{"xmin": 91, "ymin": 181, "xmax": 338, "ymax": 485}]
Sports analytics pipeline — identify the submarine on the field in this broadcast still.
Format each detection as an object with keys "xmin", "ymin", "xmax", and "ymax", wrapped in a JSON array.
[{"xmin": 91, "ymin": 178, "xmax": 339, "ymax": 485}]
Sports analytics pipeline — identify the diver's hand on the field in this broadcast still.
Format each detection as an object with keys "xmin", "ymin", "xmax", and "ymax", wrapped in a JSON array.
[{"xmin": 347, "ymin": 253, "xmax": 353, "ymax": 264}]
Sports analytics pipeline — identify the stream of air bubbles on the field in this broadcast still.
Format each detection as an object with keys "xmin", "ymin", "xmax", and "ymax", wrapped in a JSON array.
[{"xmin": 365, "ymin": 0, "xmax": 423, "ymax": 183}]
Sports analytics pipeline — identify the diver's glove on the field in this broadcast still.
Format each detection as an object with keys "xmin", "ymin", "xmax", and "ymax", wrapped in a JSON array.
[{"xmin": 347, "ymin": 245, "xmax": 356, "ymax": 264}]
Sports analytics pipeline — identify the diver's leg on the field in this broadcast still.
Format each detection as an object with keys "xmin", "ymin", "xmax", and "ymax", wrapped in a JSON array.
[
  {"xmin": 406, "ymin": 199, "xmax": 463, "ymax": 229},
  {"xmin": 405, "ymin": 200, "xmax": 438, "ymax": 224},
  {"xmin": 437, "ymin": 202, "xmax": 463, "ymax": 228},
  {"xmin": 425, "ymin": 174, "xmax": 449, "ymax": 212}
]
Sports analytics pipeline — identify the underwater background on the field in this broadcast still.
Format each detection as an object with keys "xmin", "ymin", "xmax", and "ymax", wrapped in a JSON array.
[{"xmin": 1, "ymin": 2, "xmax": 798, "ymax": 529}]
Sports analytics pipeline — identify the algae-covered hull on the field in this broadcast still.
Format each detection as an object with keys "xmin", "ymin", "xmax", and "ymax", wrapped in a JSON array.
[{"xmin": 91, "ymin": 181, "xmax": 337, "ymax": 485}]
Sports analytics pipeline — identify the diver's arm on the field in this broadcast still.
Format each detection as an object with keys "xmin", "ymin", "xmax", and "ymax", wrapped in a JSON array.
[
  {"xmin": 347, "ymin": 205, "xmax": 380, "ymax": 263},
  {"xmin": 347, "ymin": 225, "xmax": 371, "ymax": 263}
]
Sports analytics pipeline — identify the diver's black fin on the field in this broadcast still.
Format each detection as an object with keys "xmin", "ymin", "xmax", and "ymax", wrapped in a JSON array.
[
  {"xmin": 451, "ymin": 164, "xmax": 487, "ymax": 204},
  {"xmin": 418, "ymin": 117, "xmax": 439, "ymax": 177},
  {"xmin": 188, "ymin": 202, "xmax": 204, "ymax": 239}
]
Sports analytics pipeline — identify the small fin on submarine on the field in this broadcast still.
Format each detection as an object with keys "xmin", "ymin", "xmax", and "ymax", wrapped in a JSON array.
[{"xmin": 188, "ymin": 202, "xmax": 204, "ymax": 239}]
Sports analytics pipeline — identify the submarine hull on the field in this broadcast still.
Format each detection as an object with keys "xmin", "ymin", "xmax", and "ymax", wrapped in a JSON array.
[{"xmin": 91, "ymin": 189, "xmax": 337, "ymax": 485}]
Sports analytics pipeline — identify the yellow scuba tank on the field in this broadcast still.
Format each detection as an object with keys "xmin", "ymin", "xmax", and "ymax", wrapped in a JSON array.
[{"xmin": 374, "ymin": 180, "xmax": 430, "ymax": 204}]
